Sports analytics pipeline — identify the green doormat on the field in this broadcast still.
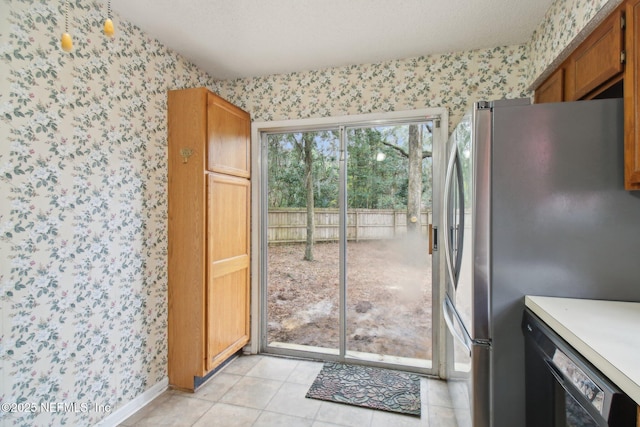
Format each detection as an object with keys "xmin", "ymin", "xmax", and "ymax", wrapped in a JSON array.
[{"xmin": 305, "ymin": 362, "xmax": 421, "ymax": 417}]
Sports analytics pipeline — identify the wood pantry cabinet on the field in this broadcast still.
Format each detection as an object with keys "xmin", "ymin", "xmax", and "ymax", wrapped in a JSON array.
[
  {"xmin": 535, "ymin": 0, "xmax": 640, "ymax": 190},
  {"xmin": 167, "ymin": 87, "xmax": 251, "ymax": 391}
]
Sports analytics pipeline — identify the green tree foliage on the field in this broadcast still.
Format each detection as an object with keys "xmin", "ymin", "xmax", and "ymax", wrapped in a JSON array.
[
  {"xmin": 347, "ymin": 127, "xmax": 405, "ymax": 209},
  {"xmin": 347, "ymin": 123, "xmax": 433, "ymax": 211},
  {"xmin": 267, "ymin": 130, "xmax": 339, "ymax": 209},
  {"xmin": 267, "ymin": 123, "xmax": 433, "ymax": 211}
]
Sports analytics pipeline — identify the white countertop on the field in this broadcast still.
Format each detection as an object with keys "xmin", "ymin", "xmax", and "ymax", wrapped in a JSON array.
[{"xmin": 525, "ymin": 295, "xmax": 640, "ymax": 406}]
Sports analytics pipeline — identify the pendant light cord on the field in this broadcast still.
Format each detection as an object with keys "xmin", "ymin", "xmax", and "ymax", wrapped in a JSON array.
[
  {"xmin": 65, "ymin": 0, "xmax": 69, "ymax": 33},
  {"xmin": 60, "ymin": 0, "xmax": 73, "ymax": 52}
]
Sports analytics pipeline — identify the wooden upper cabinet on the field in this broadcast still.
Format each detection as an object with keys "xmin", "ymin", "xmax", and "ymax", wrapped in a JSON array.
[
  {"xmin": 535, "ymin": 68, "xmax": 564, "ymax": 103},
  {"xmin": 534, "ymin": 1, "xmax": 640, "ymax": 190},
  {"xmin": 626, "ymin": 0, "xmax": 640, "ymax": 189},
  {"xmin": 568, "ymin": 8, "xmax": 625, "ymax": 100},
  {"xmin": 207, "ymin": 93, "xmax": 251, "ymax": 178}
]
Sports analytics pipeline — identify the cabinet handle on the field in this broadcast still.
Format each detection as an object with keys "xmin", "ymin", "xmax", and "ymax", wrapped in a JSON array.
[{"xmin": 180, "ymin": 148, "xmax": 193, "ymax": 164}]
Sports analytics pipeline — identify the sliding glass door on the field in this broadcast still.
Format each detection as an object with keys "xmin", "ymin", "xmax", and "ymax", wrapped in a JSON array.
[
  {"xmin": 345, "ymin": 124, "xmax": 433, "ymax": 367},
  {"xmin": 260, "ymin": 112, "xmax": 443, "ymax": 375},
  {"xmin": 265, "ymin": 129, "xmax": 341, "ymax": 354}
]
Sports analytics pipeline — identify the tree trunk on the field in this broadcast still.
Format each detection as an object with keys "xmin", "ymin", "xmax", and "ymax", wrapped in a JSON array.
[
  {"xmin": 407, "ymin": 124, "xmax": 422, "ymax": 234},
  {"xmin": 304, "ymin": 134, "xmax": 315, "ymax": 261}
]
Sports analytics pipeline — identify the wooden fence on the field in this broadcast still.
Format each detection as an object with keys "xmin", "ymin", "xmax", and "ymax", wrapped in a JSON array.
[{"xmin": 268, "ymin": 208, "xmax": 432, "ymax": 244}]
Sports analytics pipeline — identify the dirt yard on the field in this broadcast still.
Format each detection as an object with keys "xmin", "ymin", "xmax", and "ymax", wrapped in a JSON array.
[{"xmin": 267, "ymin": 238, "xmax": 433, "ymax": 360}]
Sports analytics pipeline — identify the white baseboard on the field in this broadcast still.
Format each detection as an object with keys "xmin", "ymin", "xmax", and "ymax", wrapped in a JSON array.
[{"xmin": 94, "ymin": 378, "xmax": 169, "ymax": 427}]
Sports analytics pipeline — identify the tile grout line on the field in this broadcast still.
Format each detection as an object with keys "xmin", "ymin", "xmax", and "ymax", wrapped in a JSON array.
[{"xmin": 250, "ymin": 373, "xmax": 288, "ymax": 426}]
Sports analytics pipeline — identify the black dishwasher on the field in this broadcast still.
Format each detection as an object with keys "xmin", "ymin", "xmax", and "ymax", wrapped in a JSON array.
[{"xmin": 522, "ymin": 309, "xmax": 637, "ymax": 427}]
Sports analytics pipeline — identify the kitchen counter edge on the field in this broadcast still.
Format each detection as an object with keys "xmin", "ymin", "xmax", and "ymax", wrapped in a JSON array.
[{"xmin": 524, "ymin": 295, "xmax": 640, "ymax": 406}]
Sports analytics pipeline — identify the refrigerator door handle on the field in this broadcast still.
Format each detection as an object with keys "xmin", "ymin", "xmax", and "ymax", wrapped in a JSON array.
[
  {"xmin": 453, "ymin": 153, "xmax": 465, "ymax": 284},
  {"xmin": 442, "ymin": 142, "xmax": 457, "ymax": 289},
  {"xmin": 443, "ymin": 142, "xmax": 466, "ymax": 291},
  {"xmin": 443, "ymin": 296, "xmax": 472, "ymax": 356}
]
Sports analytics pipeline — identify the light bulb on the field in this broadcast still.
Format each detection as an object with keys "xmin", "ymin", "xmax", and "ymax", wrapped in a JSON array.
[
  {"xmin": 103, "ymin": 18, "xmax": 115, "ymax": 37},
  {"xmin": 61, "ymin": 32, "xmax": 73, "ymax": 52}
]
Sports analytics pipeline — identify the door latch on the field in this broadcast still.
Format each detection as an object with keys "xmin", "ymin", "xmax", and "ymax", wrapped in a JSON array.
[{"xmin": 429, "ymin": 225, "xmax": 438, "ymax": 254}]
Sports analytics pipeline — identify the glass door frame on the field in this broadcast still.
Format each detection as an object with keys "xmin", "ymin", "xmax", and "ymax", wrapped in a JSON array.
[{"xmin": 250, "ymin": 109, "xmax": 449, "ymax": 377}]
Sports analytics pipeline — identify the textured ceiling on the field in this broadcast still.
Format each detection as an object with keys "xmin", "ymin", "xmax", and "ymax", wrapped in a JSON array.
[{"xmin": 108, "ymin": 0, "xmax": 555, "ymax": 80}]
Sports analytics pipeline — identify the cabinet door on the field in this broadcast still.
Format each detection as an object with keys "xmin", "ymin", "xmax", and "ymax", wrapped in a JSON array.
[
  {"xmin": 535, "ymin": 68, "xmax": 564, "ymax": 103},
  {"xmin": 206, "ymin": 173, "xmax": 250, "ymax": 370},
  {"xmin": 569, "ymin": 8, "xmax": 624, "ymax": 100},
  {"xmin": 207, "ymin": 93, "xmax": 251, "ymax": 178},
  {"xmin": 626, "ymin": 0, "xmax": 640, "ymax": 190}
]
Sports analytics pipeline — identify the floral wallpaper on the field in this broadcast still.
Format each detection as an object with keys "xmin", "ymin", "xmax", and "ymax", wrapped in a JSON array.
[
  {"xmin": 217, "ymin": 0, "xmax": 616, "ymax": 129},
  {"xmin": 0, "ymin": 0, "xmax": 614, "ymax": 426},
  {"xmin": 527, "ymin": 0, "xmax": 620, "ymax": 88},
  {"xmin": 0, "ymin": 1, "xmax": 215, "ymax": 426},
  {"xmin": 218, "ymin": 46, "xmax": 530, "ymax": 133}
]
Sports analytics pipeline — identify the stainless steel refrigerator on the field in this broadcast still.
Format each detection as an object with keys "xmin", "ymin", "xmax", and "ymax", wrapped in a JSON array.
[{"xmin": 441, "ymin": 98, "xmax": 640, "ymax": 427}]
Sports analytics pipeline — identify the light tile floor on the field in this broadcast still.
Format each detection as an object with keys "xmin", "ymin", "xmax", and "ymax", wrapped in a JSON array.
[{"xmin": 119, "ymin": 354, "xmax": 458, "ymax": 427}]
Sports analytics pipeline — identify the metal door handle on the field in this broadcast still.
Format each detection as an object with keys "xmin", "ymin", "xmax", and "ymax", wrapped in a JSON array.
[
  {"xmin": 442, "ymin": 142, "xmax": 457, "ymax": 288},
  {"xmin": 429, "ymin": 225, "xmax": 438, "ymax": 254},
  {"xmin": 453, "ymin": 153, "xmax": 465, "ymax": 281}
]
